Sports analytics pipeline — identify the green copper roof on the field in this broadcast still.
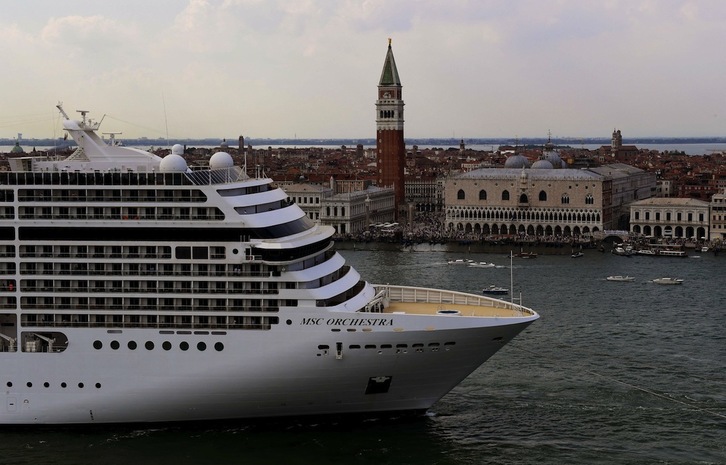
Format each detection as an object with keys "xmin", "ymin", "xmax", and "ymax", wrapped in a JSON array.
[{"xmin": 378, "ymin": 41, "xmax": 401, "ymax": 86}]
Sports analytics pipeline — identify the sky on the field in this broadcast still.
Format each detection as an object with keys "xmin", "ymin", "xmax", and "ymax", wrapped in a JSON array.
[{"xmin": 0, "ymin": 0, "xmax": 725, "ymax": 141}]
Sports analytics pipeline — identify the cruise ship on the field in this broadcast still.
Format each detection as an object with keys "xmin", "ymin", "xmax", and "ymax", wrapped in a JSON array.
[{"xmin": 0, "ymin": 105, "xmax": 539, "ymax": 424}]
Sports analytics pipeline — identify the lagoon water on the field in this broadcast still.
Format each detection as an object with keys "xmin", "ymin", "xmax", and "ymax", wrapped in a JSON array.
[{"xmin": 1, "ymin": 249, "xmax": 724, "ymax": 464}]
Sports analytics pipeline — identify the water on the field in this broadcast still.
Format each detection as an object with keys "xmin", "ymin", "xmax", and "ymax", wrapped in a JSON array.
[{"xmin": 1, "ymin": 250, "xmax": 724, "ymax": 464}]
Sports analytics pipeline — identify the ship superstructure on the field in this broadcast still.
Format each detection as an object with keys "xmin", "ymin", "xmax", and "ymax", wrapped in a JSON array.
[{"xmin": 0, "ymin": 106, "xmax": 538, "ymax": 424}]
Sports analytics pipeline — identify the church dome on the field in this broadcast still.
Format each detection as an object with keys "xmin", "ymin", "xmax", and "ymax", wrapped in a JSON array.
[
  {"xmin": 543, "ymin": 150, "xmax": 563, "ymax": 168},
  {"xmin": 10, "ymin": 141, "xmax": 24, "ymax": 154},
  {"xmin": 504, "ymin": 154, "xmax": 530, "ymax": 169},
  {"xmin": 531, "ymin": 159, "xmax": 554, "ymax": 169}
]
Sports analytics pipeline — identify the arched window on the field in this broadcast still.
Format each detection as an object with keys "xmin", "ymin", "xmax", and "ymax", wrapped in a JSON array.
[
  {"xmin": 457, "ymin": 189, "xmax": 465, "ymax": 200},
  {"xmin": 502, "ymin": 190, "xmax": 510, "ymax": 201},
  {"xmin": 561, "ymin": 194, "xmax": 569, "ymax": 204},
  {"xmin": 539, "ymin": 190, "xmax": 547, "ymax": 201},
  {"xmin": 585, "ymin": 193, "xmax": 594, "ymax": 205},
  {"xmin": 519, "ymin": 194, "xmax": 528, "ymax": 203},
  {"xmin": 478, "ymin": 189, "xmax": 487, "ymax": 200}
]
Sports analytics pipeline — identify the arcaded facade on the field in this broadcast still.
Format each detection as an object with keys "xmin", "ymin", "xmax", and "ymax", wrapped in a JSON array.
[
  {"xmin": 444, "ymin": 161, "xmax": 654, "ymax": 238},
  {"xmin": 630, "ymin": 197, "xmax": 709, "ymax": 239}
]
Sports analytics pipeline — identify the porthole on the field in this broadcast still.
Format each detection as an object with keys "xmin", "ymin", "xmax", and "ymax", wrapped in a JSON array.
[
  {"xmin": 95, "ymin": 383, "xmax": 101, "ymax": 389},
  {"xmin": 232, "ymin": 248, "xmax": 238, "ymax": 255},
  {"xmin": 197, "ymin": 342, "xmax": 206, "ymax": 351},
  {"xmin": 110, "ymin": 340, "xmax": 120, "ymax": 350},
  {"xmin": 26, "ymin": 382, "xmax": 32, "ymax": 388},
  {"xmin": 180, "ymin": 341, "xmax": 189, "ymax": 351},
  {"xmin": 128, "ymin": 341, "xmax": 137, "ymax": 350},
  {"xmin": 6, "ymin": 382, "xmax": 11, "ymax": 387},
  {"xmin": 162, "ymin": 341, "xmax": 172, "ymax": 351},
  {"xmin": 145, "ymin": 341, "xmax": 154, "ymax": 350},
  {"xmin": 78, "ymin": 383, "xmax": 84, "ymax": 388},
  {"xmin": 44, "ymin": 382, "xmax": 49, "ymax": 388},
  {"xmin": 61, "ymin": 382, "xmax": 67, "ymax": 388},
  {"xmin": 93, "ymin": 340, "xmax": 102, "ymax": 350},
  {"xmin": 286, "ymin": 319, "xmax": 292, "ymax": 325},
  {"xmin": 214, "ymin": 342, "xmax": 224, "ymax": 352}
]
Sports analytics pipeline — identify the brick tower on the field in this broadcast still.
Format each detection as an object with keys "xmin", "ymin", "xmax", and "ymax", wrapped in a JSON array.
[{"xmin": 376, "ymin": 39, "xmax": 406, "ymax": 214}]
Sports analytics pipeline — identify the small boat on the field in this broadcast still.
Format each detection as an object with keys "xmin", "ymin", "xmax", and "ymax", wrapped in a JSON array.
[
  {"xmin": 611, "ymin": 246, "xmax": 633, "ymax": 257},
  {"xmin": 447, "ymin": 259, "xmax": 472, "ymax": 265},
  {"xmin": 468, "ymin": 261, "xmax": 496, "ymax": 268},
  {"xmin": 606, "ymin": 275, "xmax": 635, "ymax": 282},
  {"xmin": 571, "ymin": 251, "xmax": 584, "ymax": 258},
  {"xmin": 652, "ymin": 277, "xmax": 684, "ymax": 285},
  {"xmin": 656, "ymin": 250, "xmax": 687, "ymax": 258},
  {"xmin": 482, "ymin": 285, "xmax": 509, "ymax": 295},
  {"xmin": 636, "ymin": 249, "xmax": 656, "ymax": 256},
  {"xmin": 515, "ymin": 252, "xmax": 537, "ymax": 259}
]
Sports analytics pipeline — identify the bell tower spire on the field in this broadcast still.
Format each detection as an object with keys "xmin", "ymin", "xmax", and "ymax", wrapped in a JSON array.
[{"xmin": 376, "ymin": 39, "xmax": 406, "ymax": 214}]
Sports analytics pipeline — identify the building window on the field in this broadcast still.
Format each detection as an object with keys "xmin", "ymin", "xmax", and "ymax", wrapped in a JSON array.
[
  {"xmin": 502, "ymin": 190, "xmax": 510, "ymax": 201},
  {"xmin": 561, "ymin": 194, "xmax": 569, "ymax": 204},
  {"xmin": 519, "ymin": 194, "xmax": 528, "ymax": 203},
  {"xmin": 457, "ymin": 189, "xmax": 465, "ymax": 200},
  {"xmin": 478, "ymin": 190, "xmax": 487, "ymax": 200},
  {"xmin": 539, "ymin": 191, "xmax": 547, "ymax": 201},
  {"xmin": 585, "ymin": 194, "xmax": 593, "ymax": 205}
]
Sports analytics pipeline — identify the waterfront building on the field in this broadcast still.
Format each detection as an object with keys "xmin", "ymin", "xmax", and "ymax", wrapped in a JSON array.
[
  {"xmin": 280, "ymin": 183, "xmax": 332, "ymax": 223},
  {"xmin": 708, "ymin": 190, "xmax": 726, "ymax": 241},
  {"xmin": 629, "ymin": 197, "xmax": 709, "ymax": 239},
  {"xmin": 320, "ymin": 185, "xmax": 395, "ymax": 235},
  {"xmin": 444, "ymin": 162, "xmax": 655, "ymax": 237},
  {"xmin": 281, "ymin": 181, "xmax": 395, "ymax": 235},
  {"xmin": 375, "ymin": 39, "xmax": 406, "ymax": 215},
  {"xmin": 405, "ymin": 176, "xmax": 444, "ymax": 213}
]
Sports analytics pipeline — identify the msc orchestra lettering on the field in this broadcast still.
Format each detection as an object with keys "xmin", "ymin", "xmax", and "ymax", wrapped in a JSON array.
[{"xmin": 300, "ymin": 317, "xmax": 394, "ymax": 326}]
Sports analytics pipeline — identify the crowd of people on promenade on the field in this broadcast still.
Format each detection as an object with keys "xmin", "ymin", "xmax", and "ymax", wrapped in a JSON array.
[
  {"xmin": 331, "ymin": 212, "xmax": 721, "ymax": 251},
  {"xmin": 334, "ymin": 212, "xmax": 598, "ymax": 247}
]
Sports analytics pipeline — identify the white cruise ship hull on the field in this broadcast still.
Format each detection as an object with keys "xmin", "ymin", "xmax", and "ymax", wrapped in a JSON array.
[
  {"xmin": 1, "ymin": 308, "xmax": 533, "ymax": 424},
  {"xmin": 0, "ymin": 105, "xmax": 538, "ymax": 425}
]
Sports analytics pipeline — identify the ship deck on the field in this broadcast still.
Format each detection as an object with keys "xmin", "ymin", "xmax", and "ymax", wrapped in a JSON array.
[
  {"xmin": 382, "ymin": 301, "xmax": 525, "ymax": 318},
  {"xmin": 373, "ymin": 284, "xmax": 535, "ymax": 318}
]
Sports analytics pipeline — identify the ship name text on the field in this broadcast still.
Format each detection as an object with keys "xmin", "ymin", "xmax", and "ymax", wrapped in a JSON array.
[{"xmin": 300, "ymin": 317, "xmax": 393, "ymax": 327}]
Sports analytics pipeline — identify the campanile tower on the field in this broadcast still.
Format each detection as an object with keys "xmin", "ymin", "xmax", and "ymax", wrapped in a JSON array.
[{"xmin": 376, "ymin": 39, "xmax": 406, "ymax": 213}]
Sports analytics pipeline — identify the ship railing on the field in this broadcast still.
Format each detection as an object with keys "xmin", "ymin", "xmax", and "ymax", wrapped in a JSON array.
[{"xmin": 373, "ymin": 284, "xmax": 535, "ymax": 316}]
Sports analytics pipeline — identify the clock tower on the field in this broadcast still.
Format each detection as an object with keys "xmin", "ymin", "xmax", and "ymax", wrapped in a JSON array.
[{"xmin": 376, "ymin": 39, "xmax": 406, "ymax": 214}]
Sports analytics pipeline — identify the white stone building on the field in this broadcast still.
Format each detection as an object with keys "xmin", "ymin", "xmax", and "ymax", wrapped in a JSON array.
[
  {"xmin": 709, "ymin": 190, "xmax": 726, "ymax": 241},
  {"xmin": 444, "ymin": 161, "xmax": 655, "ymax": 237},
  {"xmin": 629, "ymin": 197, "xmax": 709, "ymax": 239}
]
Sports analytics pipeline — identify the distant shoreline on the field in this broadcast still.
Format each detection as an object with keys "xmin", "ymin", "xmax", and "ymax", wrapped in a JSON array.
[
  {"xmin": 3, "ymin": 140, "xmax": 726, "ymax": 157},
  {"xmin": 3, "ymin": 136, "xmax": 726, "ymax": 149}
]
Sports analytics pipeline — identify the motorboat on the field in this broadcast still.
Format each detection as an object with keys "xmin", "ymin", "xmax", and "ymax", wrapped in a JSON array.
[
  {"xmin": 482, "ymin": 285, "xmax": 509, "ymax": 295},
  {"xmin": 468, "ymin": 261, "xmax": 496, "ymax": 268},
  {"xmin": 606, "ymin": 275, "xmax": 635, "ymax": 282},
  {"xmin": 652, "ymin": 277, "xmax": 684, "ymax": 285}
]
